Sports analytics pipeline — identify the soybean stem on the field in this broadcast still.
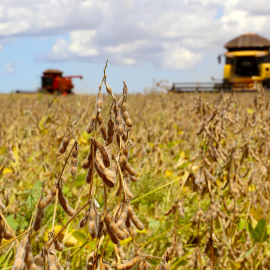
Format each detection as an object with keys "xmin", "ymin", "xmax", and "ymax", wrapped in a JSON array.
[
  {"xmin": 57, "ymin": 141, "xmax": 78, "ymax": 185},
  {"xmin": 108, "ymin": 183, "xmax": 120, "ymax": 208},
  {"xmin": 103, "ymin": 185, "xmax": 107, "ymax": 210},
  {"xmin": 28, "ymin": 188, "xmax": 43, "ymax": 231},
  {"xmin": 0, "ymin": 229, "xmax": 31, "ymax": 250},
  {"xmin": 88, "ymin": 140, "xmax": 95, "ymax": 201},
  {"xmin": 115, "ymin": 157, "xmax": 127, "ymax": 201},
  {"xmin": 93, "ymin": 99, "xmax": 115, "ymax": 141},
  {"xmin": 52, "ymin": 187, "xmax": 59, "ymax": 231},
  {"xmin": 101, "ymin": 238, "xmax": 110, "ymax": 258},
  {"xmin": 46, "ymin": 199, "xmax": 91, "ymax": 248}
]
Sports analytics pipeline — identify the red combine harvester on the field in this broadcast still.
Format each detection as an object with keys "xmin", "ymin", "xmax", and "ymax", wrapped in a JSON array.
[
  {"xmin": 41, "ymin": 69, "xmax": 83, "ymax": 95},
  {"xmin": 16, "ymin": 69, "xmax": 83, "ymax": 94}
]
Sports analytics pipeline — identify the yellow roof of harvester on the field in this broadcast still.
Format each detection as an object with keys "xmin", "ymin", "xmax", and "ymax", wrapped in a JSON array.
[
  {"xmin": 225, "ymin": 33, "xmax": 270, "ymax": 49},
  {"xmin": 225, "ymin": 50, "xmax": 269, "ymax": 57}
]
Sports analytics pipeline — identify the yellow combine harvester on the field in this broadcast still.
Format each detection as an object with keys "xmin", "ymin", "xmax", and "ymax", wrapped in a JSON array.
[{"xmin": 172, "ymin": 33, "xmax": 270, "ymax": 92}]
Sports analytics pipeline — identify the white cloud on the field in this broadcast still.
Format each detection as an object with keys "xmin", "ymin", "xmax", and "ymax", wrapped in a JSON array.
[
  {"xmin": 161, "ymin": 45, "xmax": 202, "ymax": 70},
  {"xmin": 68, "ymin": 30, "xmax": 99, "ymax": 57},
  {"xmin": 4, "ymin": 62, "xmax": 19, "ymax": 74},
  {"xmin": 1, "ymin": 0, "xmax": 270, "ymax": 70},
  {"xmin": 6, "ymin": 67, "xmax": 13, "ymax": 73},
  {"xmin": 235, "ymin": 0, "xmax": 270, "ymax": 15}
]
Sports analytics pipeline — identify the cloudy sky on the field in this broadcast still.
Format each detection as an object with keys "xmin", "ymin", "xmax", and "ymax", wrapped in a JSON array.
[{"xmin": 0, "ymin": 0, "xmax": 269, "ymax": 93}]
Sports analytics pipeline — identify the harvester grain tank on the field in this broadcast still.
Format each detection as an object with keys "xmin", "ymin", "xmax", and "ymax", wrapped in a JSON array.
[
  {"xmin": 41, "ymin": 69, "xmax": 83, "ymax": 95},
  {"xmin": 171, "ymin": 33, "xmax": 270, "ymax": 92}
]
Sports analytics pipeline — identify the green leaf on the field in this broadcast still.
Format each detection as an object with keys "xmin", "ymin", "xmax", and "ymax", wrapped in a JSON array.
[
  {"xmin": 45, "ymin": 204, "xmax": 55, "ymax": 216},
  {"xmin": 178, "ymin": 162, "xmax": 192, "ymax": 169},
  {"xmin": 237, "ymin": 247, "xmax": 254, "ymax": 261},
  {"xmin": 248, "ymin": 223, "xmax": 260, "ymax": 242},
  {"xmin": 75, "ymin": 173, "xmax": 87, "ymax": 187},
  {"xmin": 72, "ymin": 231, "xmax": 87, "ymax": 243},
  {"xmin": 6, "ymin": 214, "xmax": 19, "ymax": 230},
  {"xmin": 267, "ymin": 224, "xmax": 270, "ymax": 236},
  {"xmin": 80, "ymin": 131, "xmax": 89, "ymax": 140},
  {"xmin": 255, "ymin": 218, "xmax": 266, "ymax": 231},
  {"xmin": 168, "ymin": 140, "xmax": 181, "ymax": 148},
  {"xmin": 29, "ymin": 180, "xmax": 43, "ymax": 203},
  {"xmin": 38, "ymin": 116, "xmax": 48, "ymax": 129},
  {"xmin": 167, "ymin": 141, "xmax": 176, "ymax": 148},
  {"xmin": 106, "ymin": 236, "xmax": 115, "ymax": 252},
  {"xmin": 148, "ymin": 218, "xmax": 160, "ymax": 230},
  {"xmin": 63, "ymin": 185, "xmax": 70, "ymax": 194},
  {"xmin": 255, "ymin": 219, "xmax": 268, "ymax": 242},
  {"xmin": 32, "ymin": 180, "xmax": 42, "ymax": 192},
  {"xmin": 238, "ymin": 219, "xmax": 246, "ymax": 231},
  {"xmin": 248, "ymin": 218, "xmax": 267, "ymax": 243}
]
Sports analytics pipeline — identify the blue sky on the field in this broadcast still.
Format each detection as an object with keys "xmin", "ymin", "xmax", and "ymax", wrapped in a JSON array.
[{"xmin": 0, "ymin": 0, "xmax": 269, "ymax": 94}]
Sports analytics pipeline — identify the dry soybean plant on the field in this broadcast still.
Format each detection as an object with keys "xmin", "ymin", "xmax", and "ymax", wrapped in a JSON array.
[
  {"xmin": 5, "ymin": 61, "xmax": 172, "ymax": 270},
  {"xmin": 164, "ymin": 83, "xmax": 270, "ymax": 269},
  {"xmin": 1, "ymin": 69, "xmax": 270, "ymax": 270}
]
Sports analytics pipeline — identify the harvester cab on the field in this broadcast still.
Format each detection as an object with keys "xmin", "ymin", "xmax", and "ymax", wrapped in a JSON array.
[{"xmin": 41, "ymin": 69, "xmax": 83, "ymax": 95}]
